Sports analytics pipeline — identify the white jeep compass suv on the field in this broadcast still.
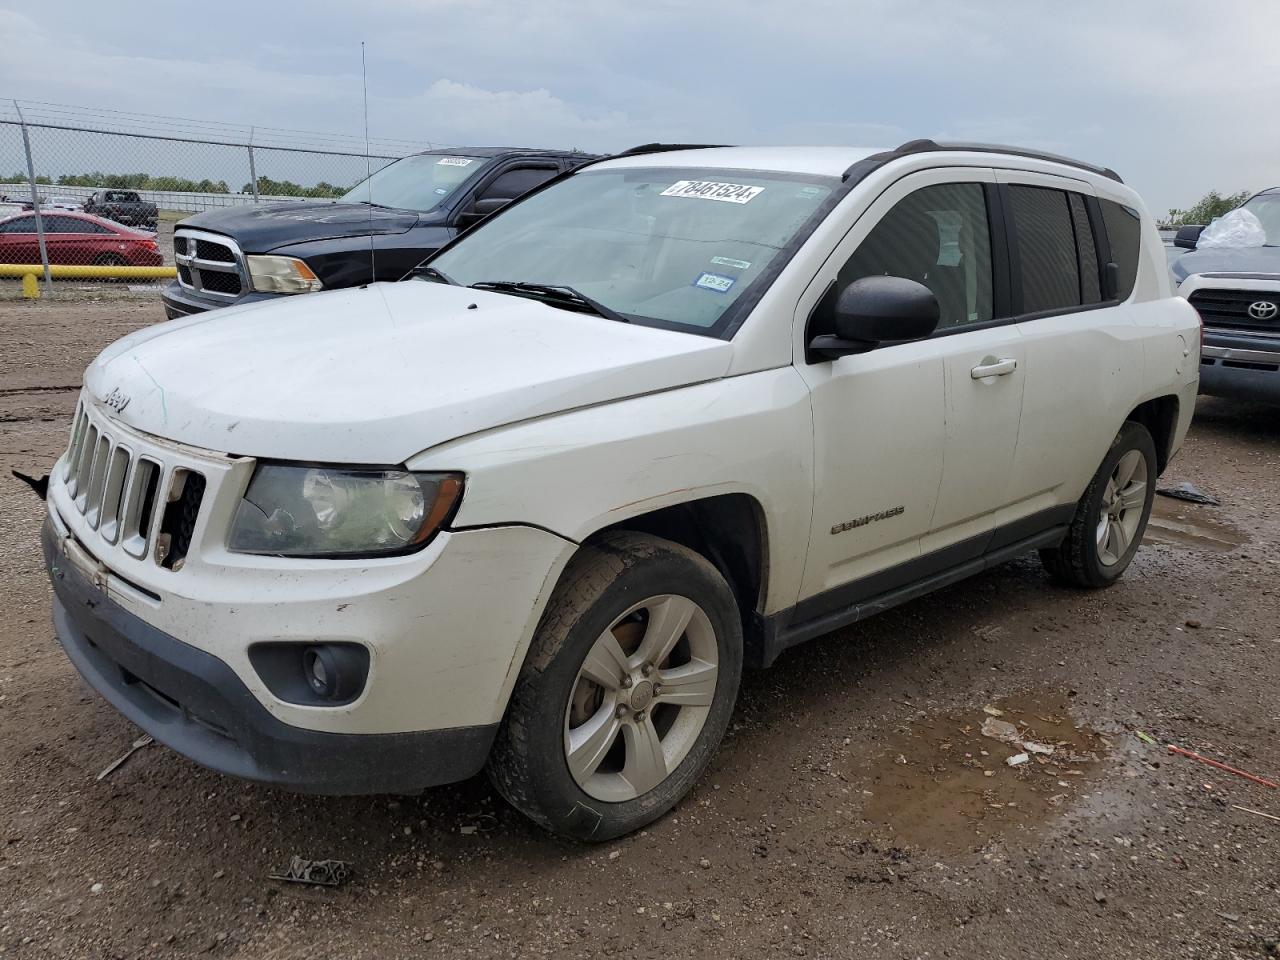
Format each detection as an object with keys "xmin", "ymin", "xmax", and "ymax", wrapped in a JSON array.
[{"xmin": 42, "ymin": 141, "xmax": 1200, "ymax": 840}]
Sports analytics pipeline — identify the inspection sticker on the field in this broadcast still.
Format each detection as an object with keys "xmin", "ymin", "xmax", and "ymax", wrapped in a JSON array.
[
  {"xmin": 693, "ymin": 272, "xmax": 736, "ymax": 293},
  {"xmin": 711, "ymin": 256, "xmax": 751, "ymax": 270},
  {"xmin": 437, "ymin": 157, "xmax": 475, "ymax": 166},
  {"xmin": 661, "ymin": 180, "xmax": 764, "ymax": 204}
]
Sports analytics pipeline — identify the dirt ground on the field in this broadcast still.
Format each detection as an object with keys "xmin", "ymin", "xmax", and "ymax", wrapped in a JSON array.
[{"xmin": 1, "ymin": 298, "xmax": 1278, "ymax": 960}]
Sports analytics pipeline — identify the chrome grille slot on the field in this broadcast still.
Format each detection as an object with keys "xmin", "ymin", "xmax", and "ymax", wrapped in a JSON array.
[
  {"xmin": 121, "ymin": 458, "xmax": 162, "ymax": 559},
  {"xmin": 156, "ymin": 469, "xmax": 207, "ymax": 571},
  {"xmin": 99, "ymin": 446, "xmax": 132, "ymax": 544},
  {"xmin": 65, "ymin": 404, "xmax": 87, "ymax": 487},
  {"xmin": 83, "ymin": 432, "xmax": 112, "ymax": 528},
  {"xmin": 73, "ymin": 424, "xmax": 99, "ymax": 512}
]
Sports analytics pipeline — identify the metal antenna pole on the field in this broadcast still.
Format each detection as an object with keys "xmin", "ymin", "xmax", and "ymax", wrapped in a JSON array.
[
  {"xmin": 362, "ymin": 42, "xmax": 376, "ymax": 283},
  {"xmin": 248, "ymin": 125, "xmax": 259, "ymax": 203},
  {"xmin": 14, "ymin": 100, "xmax": 51, "ymax": 294}
]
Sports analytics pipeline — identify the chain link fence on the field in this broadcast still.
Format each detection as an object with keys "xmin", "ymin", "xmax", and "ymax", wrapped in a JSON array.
[{"xmin": 0, "ymin": 100, "xmax": 429, "ymax": 300}]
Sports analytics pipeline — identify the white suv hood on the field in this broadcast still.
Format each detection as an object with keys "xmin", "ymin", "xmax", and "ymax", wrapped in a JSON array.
[{"xmin": 84, "ymin": 282, "xmax": 733, "ymax": 463}]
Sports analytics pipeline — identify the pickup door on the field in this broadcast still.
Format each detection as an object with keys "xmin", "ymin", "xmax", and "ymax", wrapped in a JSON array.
[{"xmin": 793, "ymin": 168, "xmax": 1028, "ymax": 622}]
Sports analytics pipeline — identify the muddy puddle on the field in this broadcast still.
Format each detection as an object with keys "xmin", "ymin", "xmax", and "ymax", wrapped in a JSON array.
[
  {"xmin": 1144, "ymin": 497, "xmax": 1246, "ymax": 553},
  {"xmin": 862, "ymin": 692, "xmax": 1110, "ymax": 854}
]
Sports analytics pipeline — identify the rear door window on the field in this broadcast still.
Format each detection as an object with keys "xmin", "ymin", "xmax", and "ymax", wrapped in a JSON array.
[
  {"xmin": 1008, "ymin": 185, "xmax": 1080, "ymax": 314},
  {"xmin": 1100, "ymin": 199, "xmax": 1141, "ymax": 301}
]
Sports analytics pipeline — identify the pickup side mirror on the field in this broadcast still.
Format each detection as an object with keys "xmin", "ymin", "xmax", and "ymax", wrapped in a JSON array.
[
  {"xmin": 809, "ymin": 276, "xmax": 940, "ymax": 360},
  {"xmin": 460, "ymin": 196, "xmax": 512, "ymax": 225},
  {"xmin": 1174, "ymin": 224, "xmax": 1205, "ymax": 250}
]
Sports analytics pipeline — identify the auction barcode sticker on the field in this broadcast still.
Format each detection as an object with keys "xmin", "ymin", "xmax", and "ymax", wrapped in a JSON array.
[
  {"xmin": 660, "ymin": 180, "xmax": 764, "ymax": 204},
  {"xmin": 437, "ymin": 157, "xmax": 475, "ymax": 166}
]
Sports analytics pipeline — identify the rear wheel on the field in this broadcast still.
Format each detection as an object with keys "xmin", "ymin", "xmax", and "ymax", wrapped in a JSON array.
[
  {"xmin": 487, "ymin": 531, "xmax": 742, "ymax": 841},
  {"xmin": 93, "ymin": 252, "xmax": 127, "ymax": 268},
  {"xmin": 1039, "ymin": 420, "xmax": 1157, "ymax": 588}
]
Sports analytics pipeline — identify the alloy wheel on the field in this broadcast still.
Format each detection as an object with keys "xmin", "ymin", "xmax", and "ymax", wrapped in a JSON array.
[
  {"xmin": 1096, "ymin": 448, "xmax": 1148, "ymax": 566},
  {"xmin": 564, "ymin": 594, "xmax": 719, "ymax": 803}
]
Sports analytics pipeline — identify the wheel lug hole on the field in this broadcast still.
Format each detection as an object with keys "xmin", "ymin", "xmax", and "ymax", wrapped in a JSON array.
[
  {"xmin": 621, "ymin": 676, "xmax": 633, "ymax": 689},
  {"xmin": 634, "ymin": 710, "xmax": 645, "ymax": 722},
  {"xmin": 615, "ymin": 704, "xmax": 628, "ymax": 719},
  {"xmin": 641, "ymin": 663, "xmax": 654, "ymax": 677}
]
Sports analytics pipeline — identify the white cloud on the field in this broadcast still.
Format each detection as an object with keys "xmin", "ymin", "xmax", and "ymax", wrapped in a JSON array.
[{"xmin": 409, "ymin": 79, "xmax": 628, "ymax": 149}]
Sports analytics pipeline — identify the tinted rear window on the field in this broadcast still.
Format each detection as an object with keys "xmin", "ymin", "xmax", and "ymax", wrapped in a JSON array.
[
  {"xmin": 1100, "ymin": 199, "xmax": 1141, "ymax": 301},
  {"xmin": 1008, "ymin": 185, "xmax": 1080, "ymax": 314}
]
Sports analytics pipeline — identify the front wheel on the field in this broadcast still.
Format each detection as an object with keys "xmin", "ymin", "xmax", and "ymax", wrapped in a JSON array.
[
  {"xmin": 1039, "ymin": 420, "xmax": 1157, "ymax": 588},
  {"xmin": 487, "ymin": 531, "xmax": 742, "ymax": 842}
]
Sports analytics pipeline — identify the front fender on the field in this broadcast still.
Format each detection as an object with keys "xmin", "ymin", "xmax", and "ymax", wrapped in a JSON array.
[{"xmin": 408, "ymin": 368, "xmax": 815, "ymax": 617}]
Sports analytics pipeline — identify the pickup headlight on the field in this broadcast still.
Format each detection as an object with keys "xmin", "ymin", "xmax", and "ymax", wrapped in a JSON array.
[
  {"xmin": 246, "ymin": 255, "xmax": 323, "ymax": 294},
  {"xmin": 228, "ymin": 465, "xmax": 463, "ymax": 557}
]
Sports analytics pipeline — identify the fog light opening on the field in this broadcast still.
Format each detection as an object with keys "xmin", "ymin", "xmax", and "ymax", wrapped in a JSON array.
[{"xmin": 303, "ymin": 646, "xmax": 340, "ymax": 699}]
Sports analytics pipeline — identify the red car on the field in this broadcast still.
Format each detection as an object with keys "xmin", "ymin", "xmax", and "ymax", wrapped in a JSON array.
[{"xmin": 0, "ymin": 211, "xmax": 163, "ymax": 267}]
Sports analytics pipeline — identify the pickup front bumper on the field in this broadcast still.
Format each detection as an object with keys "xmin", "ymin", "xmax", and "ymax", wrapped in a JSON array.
[
  {"xmin": 44, "ymin": 519, "xmax": 497, "ymax": 794},
  {"xmin": 161, "ymin": 280, "xmax": 280, "ymax": 319}
]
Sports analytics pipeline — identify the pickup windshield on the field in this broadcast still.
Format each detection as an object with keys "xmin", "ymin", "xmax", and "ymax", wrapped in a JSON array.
[
  {"xmin": 1242, "ymin": 193, "xmax": 1280, "ymax": 245},
  {"xmin": 340, "ymin": 153, "xmax": 492, "ymax": 213},
  {"xmin": 427, "ymin": 167, "xmax": 837, "ymax": 336}
]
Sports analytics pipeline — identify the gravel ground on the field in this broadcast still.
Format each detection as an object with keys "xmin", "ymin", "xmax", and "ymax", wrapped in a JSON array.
[{"xmin": 1, "ymin": 298, "xmax": 1278, "ymax": 960}]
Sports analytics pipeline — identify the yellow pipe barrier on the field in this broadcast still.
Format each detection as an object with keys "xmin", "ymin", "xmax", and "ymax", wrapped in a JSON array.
[{"xmin": 0, "ymin": 264, "xmax": 177, "ymax": 280}]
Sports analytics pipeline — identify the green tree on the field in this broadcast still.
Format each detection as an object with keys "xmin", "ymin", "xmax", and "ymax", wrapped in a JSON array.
[{"xmin": 1165, "ymin": 189, "xmax": 1252, "ymax": 227}]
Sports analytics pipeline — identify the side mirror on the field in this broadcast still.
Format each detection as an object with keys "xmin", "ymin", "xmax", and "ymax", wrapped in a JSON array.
[
  {"xmin": 1174, "ymin": 224, "xmax": 1205, "ymax": 250},
  {"xmin": 460, "ymin": 196, "xmax": 511, "ymax": 225},
  {"xmin": 809, "ymin": 276, "xmax": 940, "ymax": 360}
]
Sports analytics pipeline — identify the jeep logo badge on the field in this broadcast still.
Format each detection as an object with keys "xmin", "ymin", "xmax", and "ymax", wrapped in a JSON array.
[{"xmin": 1247, "ymin": 300, "xmax": 1278, "ymax": 321}]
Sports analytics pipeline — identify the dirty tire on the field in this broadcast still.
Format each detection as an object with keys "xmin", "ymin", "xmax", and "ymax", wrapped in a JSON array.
[
  {"xmin": 1039, "ymin": 420, "xmax": 1157, "ymax": 588},
  {"xmin": 487, "ymin": 531, "xmax": 743, "ymax": 842},
  {"xmin": 92, "ymin": 253, "xmax": 127, "ymax": 268}
]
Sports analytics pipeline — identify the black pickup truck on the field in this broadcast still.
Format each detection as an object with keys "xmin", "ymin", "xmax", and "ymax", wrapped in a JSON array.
[
  {"xmin": 82, "ymin": 190, "xmax": 158, "ymax": 230},
  {"xmin": 162, "ymin": 146, "xmax": 596, "ymax": 319}
]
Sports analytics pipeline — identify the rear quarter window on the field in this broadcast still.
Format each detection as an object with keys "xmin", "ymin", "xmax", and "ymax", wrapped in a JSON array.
[{"xmin": 1100, "ymin": 199, "xmax": 1141, "ymax": 301}]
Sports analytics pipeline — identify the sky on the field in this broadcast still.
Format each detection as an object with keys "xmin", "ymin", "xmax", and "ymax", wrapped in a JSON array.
[{"xmin": 1, "ymin": 0, "xmax": 1277, "ymax": 214}]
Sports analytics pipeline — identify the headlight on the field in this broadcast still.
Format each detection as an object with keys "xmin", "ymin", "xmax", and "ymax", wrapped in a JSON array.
[
  {"xmin": 246, "ymin": 255, "xmax": 322, "ymax": 294},
  {"xmin": 228, "ymin": 465, "xmax": 463, "ymax": 557}
]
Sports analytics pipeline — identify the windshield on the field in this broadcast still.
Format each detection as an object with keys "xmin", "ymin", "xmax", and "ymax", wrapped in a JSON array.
[
  {"xmin": 340, "ymin": 153, "xmax": 492, "ymax": 213},
  {"xmin": 428, "ymin": 167, "xmax": 837, "ymax": 335},
  {"xmin": 1242, "ymin": 193, "xmax": 1280, "ymax": 245}
]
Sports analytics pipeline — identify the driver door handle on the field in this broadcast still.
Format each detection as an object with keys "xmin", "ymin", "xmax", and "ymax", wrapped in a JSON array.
[{"xmin": 971, "ymin": 357, "xmax": 1018, "ymax": 379}]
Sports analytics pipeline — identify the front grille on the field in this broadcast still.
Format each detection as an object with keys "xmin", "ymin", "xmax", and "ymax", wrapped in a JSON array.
[
  {"xmin": 1188, "ymin": 289, "xmax": 1280, "ymax": 333},
  {"xmin": 62, "ymin": 403, "xmax": 205, "ymax": 569},
  {"xmin": 199, "ymin": 270, "xmax": 241, "ymax": 295},
  {"xmin": 195, "ymin": 238, "xmax": 237, "ymax": 263},
  {"xmin": 174, "ymin": 229, "xmax": 245, "ymax": 299}
]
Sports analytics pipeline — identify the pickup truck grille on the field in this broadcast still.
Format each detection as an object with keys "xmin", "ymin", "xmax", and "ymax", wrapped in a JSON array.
[
  {"xmin": 1187, "ymin": 289, "xmax": 1280, "ymax": 334},
  {"xmin": 61, "ymin": 402, "xmax": 206, "ymax": 570},
  {"xmin": 174, "ymin": 229, "xmax": 245, "ymax": 300}
]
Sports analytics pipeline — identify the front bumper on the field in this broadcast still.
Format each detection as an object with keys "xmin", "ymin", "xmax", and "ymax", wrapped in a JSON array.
[
  {"xmin": 161, "ymin": 280, "xmax": 280, "ymax": 319},
  {"xmin": 1199, "ymin": 332, "xmax": 1280, "ymax": 404},
  {"xmin": 44, "ymin": 519, "xmax": 497, "ymax": 794}
]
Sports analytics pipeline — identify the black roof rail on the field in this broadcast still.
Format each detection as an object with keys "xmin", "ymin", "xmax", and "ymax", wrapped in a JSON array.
[
  {"xmin": 617, "ymin": 143, "xmax": 734, "ymax": 157},
  {"xmin": 841, "ymin": 139, "xmax": 1123, "ymax": 184}
]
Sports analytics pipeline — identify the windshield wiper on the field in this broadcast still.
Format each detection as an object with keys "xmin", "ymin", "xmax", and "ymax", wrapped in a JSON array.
[
  {"xmin": 469, "ymin": 281, "xmax": 629, "ymax": 323},
  {"xmin": 413, "ymin": 265, "xmax": 458, "ymax": 285}
]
